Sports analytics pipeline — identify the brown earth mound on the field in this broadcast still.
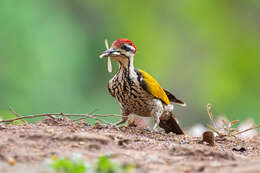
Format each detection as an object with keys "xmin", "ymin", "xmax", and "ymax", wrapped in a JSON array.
[{"xmin": 0, "ymin": 117, "xmax": 260, "ymax": 173}]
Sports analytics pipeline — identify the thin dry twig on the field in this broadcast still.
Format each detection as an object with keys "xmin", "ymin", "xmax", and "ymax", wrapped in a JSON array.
[
  {"xmin": 73, "ymin": 113, "xmax": 124, "ymax": 122},
  {"xmin": 234, "ymin": 125, "xmax": 260, "ymax": 136},
  {"xmin": 8, "ymin": 106, "xmax": 27, "ymax": 124},
  {"xmin": 207, "ymin": 104, "xmax": 217, "ymax": 129},
  {"xmin": 93, "ymin": 114, "xmax": 123, "ymax": 117},
  {"xmin": 0, "ymin": 113, "xmax": 64, "ymax": 123},
  {"xmin": 0, "ymin": 107, "xmax": 124, "ymax": 125},
  {"xmin": 72, "ymin": 109, "xmax": 99, "ymax": 122}
]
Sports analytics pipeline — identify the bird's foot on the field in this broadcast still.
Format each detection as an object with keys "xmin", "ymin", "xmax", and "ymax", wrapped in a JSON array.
[
  {"xmin": 153, "ymin": 122, "xmax": 159, "ymax": 131},
  {"xmin": 105, "ymin": 123, "xmax": 121, "ymax": 131},
  {"xmin": 152, "ymin": 124, "xmax": 165, "ymax": 133}
]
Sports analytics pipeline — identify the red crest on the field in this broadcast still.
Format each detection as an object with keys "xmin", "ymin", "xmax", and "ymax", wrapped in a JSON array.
[{"xmin": 112, "ymin": 38, "xmax": 137, "ymax": 53}]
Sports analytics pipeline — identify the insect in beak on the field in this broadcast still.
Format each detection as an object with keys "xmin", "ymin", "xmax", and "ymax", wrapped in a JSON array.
[{"xmin": 99, "ymin": 39, "xmax": 116, "ymax": 73}]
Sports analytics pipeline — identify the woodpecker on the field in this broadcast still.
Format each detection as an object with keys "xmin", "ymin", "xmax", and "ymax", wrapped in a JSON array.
[{"xmin": 100, "ymin": 38, "xmax": 185, "ymax": 134}]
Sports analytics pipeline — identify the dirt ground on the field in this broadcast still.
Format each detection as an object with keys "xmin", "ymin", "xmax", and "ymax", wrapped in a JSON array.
[{"xmin": 0, "ymin": 117, "xmax": 260, "ymax": 173}]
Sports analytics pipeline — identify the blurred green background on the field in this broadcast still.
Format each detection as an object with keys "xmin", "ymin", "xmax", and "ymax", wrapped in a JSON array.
[{"xmin": 1, "ymin": 0, "xmax": 259, "ymax": 127}]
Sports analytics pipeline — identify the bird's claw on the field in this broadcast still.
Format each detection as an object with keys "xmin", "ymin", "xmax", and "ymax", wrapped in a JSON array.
[{"xmin": 106, "ymin": 123, "xmax": 120, "ymax": 130}]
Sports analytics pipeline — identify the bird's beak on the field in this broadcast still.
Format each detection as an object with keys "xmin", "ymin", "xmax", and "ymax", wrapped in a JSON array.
[{"xmin": 99, "ymin": 48, "xmax": 120, "ymax": 58}]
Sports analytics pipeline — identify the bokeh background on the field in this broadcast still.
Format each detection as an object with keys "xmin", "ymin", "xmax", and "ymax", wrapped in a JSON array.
[{"xmin": 1, "ymin": 0, "xmax": 260, "ymax": 127}]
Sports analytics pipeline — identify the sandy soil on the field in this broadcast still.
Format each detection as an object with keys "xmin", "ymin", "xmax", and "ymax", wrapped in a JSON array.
[{"xmin": 0, "ymin": 117, "xmax": 260, "ymax": 173}]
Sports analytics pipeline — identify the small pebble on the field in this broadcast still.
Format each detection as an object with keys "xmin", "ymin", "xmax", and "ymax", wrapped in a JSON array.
[
  {"xmin": 202, "ymin": 131, "xmax": 215, "ymax": 146},
  {"xmin": 8, "ymin": 158, "xmax": 16, "ymax": 166}
]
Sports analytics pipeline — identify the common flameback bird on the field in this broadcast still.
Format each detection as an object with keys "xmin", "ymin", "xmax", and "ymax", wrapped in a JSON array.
[{"xmin": 100, "ymin": 38, "xmax": 185, "ymax": 134}]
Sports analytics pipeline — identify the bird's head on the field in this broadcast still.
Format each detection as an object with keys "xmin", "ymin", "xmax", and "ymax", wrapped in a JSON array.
[{"xmin": 100, "ymin": 39, "xmax": 137, "ymax": 65}]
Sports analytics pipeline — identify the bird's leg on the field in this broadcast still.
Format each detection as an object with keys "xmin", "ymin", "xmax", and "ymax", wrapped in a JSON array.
[
  {"xmin": 114, "ymin": 113, "xmax": 129, "ymax": 126},
  {"xmin": 150, "ymin": 100, "xmax": 164, "ymax": 131},
  {"xmin": 114, "ymin": 116, "xmax": 128, "ymax": 126},
  {"xmin": 153, "ymin": 115, "xmax": 160, "ymax": 130},
  {"xmin": 152, "ymin": 111, "xmax": 163, "ymax": 131}
]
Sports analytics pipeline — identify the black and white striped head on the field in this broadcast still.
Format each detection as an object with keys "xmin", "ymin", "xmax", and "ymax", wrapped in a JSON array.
[{"xmin": 100, "ymin": 38, "xmax": 137, "ymax": 61}]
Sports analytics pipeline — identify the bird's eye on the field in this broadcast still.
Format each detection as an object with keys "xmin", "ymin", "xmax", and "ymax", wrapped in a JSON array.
[{"xmin": 121, "ymin": 44, "xmax": 135, "ymax": 53}]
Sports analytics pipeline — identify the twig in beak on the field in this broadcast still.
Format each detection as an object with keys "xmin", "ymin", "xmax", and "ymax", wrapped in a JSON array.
[{"xmin": 105, "ymin": 39, "xmax": 112, "ymax": 73}]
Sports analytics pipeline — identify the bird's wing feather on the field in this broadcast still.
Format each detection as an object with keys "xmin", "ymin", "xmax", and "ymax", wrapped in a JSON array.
[
  {"xmin": 136, "ymin": 69, "xmax": 170, "ymax": 105},
  {"xmin": 163, "ymin": 89, "xmax": 186, "ymax": 106}
]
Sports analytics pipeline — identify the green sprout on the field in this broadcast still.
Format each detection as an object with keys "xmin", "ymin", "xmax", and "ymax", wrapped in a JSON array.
[
  {"xmin": 207, "ymin": 104, "xmax": 260, "ymax": 137},
  {"xmin": 96, "ymin": 156, "xmax": 120, "ymax": 173},
  {"xmin": 51, "ymin": 158, "xmax": 86, "ymax": 173},
  {"xmin": 50, "ymin": 155, "xmax": 135, "ymax": 173}
]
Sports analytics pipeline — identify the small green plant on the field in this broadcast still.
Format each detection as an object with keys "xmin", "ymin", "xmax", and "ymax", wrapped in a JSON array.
[
  {"xmin": 96, "ymin": 156, "xmax": 135, "ymax": 173},
  {"xmin": 51, "ymin": 158, "xmax": 86, "ymax": 173},
  {"xmin": 207, "ymin": 104, "xmax": 260, "ymax": 137},
  {"xmin": 96, "ymin": 156, "xmax": 120, "ymax": 173},
  {"xmin": 50, "ymin": 155, "xmax": 135, "ymax": 173}
]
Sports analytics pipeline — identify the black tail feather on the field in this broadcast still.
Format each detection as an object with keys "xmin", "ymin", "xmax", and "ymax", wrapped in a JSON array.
[
  {"xmin": 159, "ymin": 113, "xmax": 184, "ymax": 134},
  {"xmin": 163, "ymin": 89, "xmax": 186, "ymax": 106}
]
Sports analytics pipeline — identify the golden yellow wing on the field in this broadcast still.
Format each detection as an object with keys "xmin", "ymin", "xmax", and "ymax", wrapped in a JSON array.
[{"xmin": 137, "ymin": 69, "xmax": 170, "ymax": 105}]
